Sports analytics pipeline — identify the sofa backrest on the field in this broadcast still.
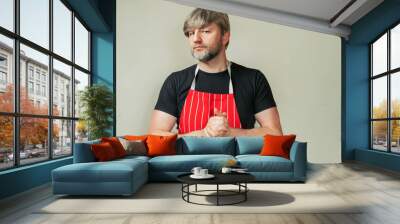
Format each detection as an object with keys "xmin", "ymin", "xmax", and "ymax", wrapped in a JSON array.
[
  {"xmin": 74, "ymin": 136, "xmax": 301, "ymax": 161},
  {"xmin": 176, "ymin": 136, "xmax": 236, "ymax": 155},
  {"xmin": 73, "ymin": 139, "xmax": 100, "ymax": 163},
  {"xmin": 235, "ymin": 136, "xmax": 264, "ymax": 155}
]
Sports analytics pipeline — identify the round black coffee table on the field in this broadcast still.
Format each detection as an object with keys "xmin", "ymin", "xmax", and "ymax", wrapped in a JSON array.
[{"xmin": 177, "ymin": 173, "xmax": 255, "ymax": 206}]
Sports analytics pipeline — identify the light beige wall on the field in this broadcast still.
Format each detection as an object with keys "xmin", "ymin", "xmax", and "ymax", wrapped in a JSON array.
[{"xmin": 116, "ymin": 0, "xmax": 341, "ymax": 163}]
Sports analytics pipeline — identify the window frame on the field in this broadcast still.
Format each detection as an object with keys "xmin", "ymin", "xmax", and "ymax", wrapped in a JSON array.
[
  {"xmin": 0, "ymin": 0, "xmax": 92, "ymax": 171},
  {"xmin": 370, "ymin": 20, "xmax": 400, "ymax": 154}
]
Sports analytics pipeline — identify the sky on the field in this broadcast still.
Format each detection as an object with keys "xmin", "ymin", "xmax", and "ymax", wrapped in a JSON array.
[
  {"xmin": 372, "ymin": 27, "xmax": 400, "ymax": 108},
  {"xmin": 0, "ymin": 0, "xmax": 89, "ymax": 74}
]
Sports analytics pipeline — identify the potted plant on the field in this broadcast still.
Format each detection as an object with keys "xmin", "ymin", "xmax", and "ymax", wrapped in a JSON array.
[{"xmin": 79, "ymin": 84, "xmax": 113, "ymax": 140}]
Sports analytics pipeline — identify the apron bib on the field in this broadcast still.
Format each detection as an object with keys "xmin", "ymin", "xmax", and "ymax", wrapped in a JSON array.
[{"xmin": 178, "ymin": 61, "xmax": 242, "ymax": 134}]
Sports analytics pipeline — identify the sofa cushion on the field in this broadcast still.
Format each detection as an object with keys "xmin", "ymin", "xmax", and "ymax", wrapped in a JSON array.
[
  {"xmin": 148, "ymin": 154, "xmax": 235, "ymax": 172},
  {"xmin": 236, "ymin": 155, "xmax": 293, "ymax": 172},
  {"xmin": 177, "ymin": 137, "xmax": 236, "ymax": 155},
  {"xmin": 118, "ymin": 138, "xmax": 147, "ymax": 156},
  {"xmin": 52, "ymin": 158, "xmax": 147, "ymax": 183},
  {"xmin": 91, "ymin": 142, "xmax": 118, "ymax": 161},
  {"xmin": 235, "ymin": 136, "xmax": 263, "ymax": 155},
  {"xmin": 260, "ymin": 134, "xmax": 296, "ymax": 159},
  {"xmin": 124, "ymin": 135, "xmax": 148, "ymax": 141},
  {"xmin": 73, "ymin": 139, "xmax": 100, "ymax": 163},
  {"xmin": 147, "ymin": 134, "xmax": 177, "ymax": 157},
  {"xmin": 101, "ymin": 137, "xmax": 127, "ymax": 158},
  {"xmin": 114, "ymin": 155, "xmax": 150, "ymax": 163}
]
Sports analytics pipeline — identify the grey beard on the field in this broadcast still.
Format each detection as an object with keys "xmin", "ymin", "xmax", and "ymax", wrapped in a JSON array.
[
  {"xmin": 191, "ymin": 43, "xmax": 222, "ymax": 62},
  {"xmin": 191, "ymin": 49, "xmax": 219, "ymax": 62}
]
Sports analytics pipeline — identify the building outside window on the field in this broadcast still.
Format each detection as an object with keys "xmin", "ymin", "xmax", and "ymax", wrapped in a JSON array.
[
  {"xmin": 42, "ymin": 85, "xmax": 46, "ymax": 97},
  {"xmin": 35, "ymin": 70, "xmax": 40, "ymax": 81},
  {"xmin": 28, "ymin": 81, "xmax": 34, "ymax": 94},
  {"xmin": 0, "ymin": 54, "xmax": 7, "ymax": 90},
  {"xmin": 28, "ymin": 66, "xmax": 34, "ymax": 80},
  {"xmin": 0, "ymin": 71, "xmax": 6, "ymax": 84},
  {"xmin": 41, "ymin": 73, "xmax": 46, "ymax": 83},
  {"xmin": 0, "ymin": 54, "xmax": 7, "ymax": 67}
]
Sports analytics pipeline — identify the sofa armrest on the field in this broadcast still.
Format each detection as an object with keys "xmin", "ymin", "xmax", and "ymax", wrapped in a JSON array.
[
  {"xmin": 73, "ymin": 140, "xmax": 100, "ymax": 163},
  {"xmin": 289, "ymin": 141, "xmax": 307, "ymax": 181}
]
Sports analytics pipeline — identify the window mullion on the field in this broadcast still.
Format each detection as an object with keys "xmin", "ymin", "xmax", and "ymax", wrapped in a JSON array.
[
  {"xmin": 13, "ymin": 0, "xmax": 21, "ymax": 167},
  {"xmin": 49, "ymin": 0, "xmax": 54, "ymax": 160},
  {"xmin": 71, "ymin": 10, "xmax": 76, "ymax": 154},
  {"xmin": 370, "ymin": 45, "xmax": 373, "ymax": 149},
  {"xmin": 388, "ymin": 30, "xmax": 391, "ymax": 152}
]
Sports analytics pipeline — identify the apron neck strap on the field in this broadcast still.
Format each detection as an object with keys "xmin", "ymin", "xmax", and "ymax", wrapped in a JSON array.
[{"xmin": 191, "ymin": 61, "xmax": 233, "ymax": 94}]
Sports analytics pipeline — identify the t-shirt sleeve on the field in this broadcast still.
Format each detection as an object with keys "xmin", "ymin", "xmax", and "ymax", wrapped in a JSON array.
[
  {"xmin": 154, "ymin": 74, "xmax": 178, "ymax": 118},
  {"xmin": 254, "ymin": 70, "xmax": 276, "ymax": 113}
]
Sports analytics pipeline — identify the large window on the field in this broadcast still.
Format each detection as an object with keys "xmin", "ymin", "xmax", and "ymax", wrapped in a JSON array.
[
  {"xmin": 371, "ymin": 23, "xmax": 400, "ymax": 153},
  {"xmin": 0, "ymin": 0, "xmax": 91, "ymax": 171}
]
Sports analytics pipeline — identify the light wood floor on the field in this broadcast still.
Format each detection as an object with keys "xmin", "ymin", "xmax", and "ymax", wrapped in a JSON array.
[{"xmin": 1, "ymin": 162, "xmax": 400, "ymax": 224}]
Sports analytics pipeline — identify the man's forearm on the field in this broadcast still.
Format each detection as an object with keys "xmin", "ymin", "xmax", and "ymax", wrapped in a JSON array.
[{"xmin": 229, "ymin": 127, "xmax": 283, "ymax": 137}]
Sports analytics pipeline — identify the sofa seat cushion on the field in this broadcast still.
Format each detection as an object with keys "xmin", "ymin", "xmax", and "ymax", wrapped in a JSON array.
[
  {"xmin": 116, "ymin": 155, "xmax": 150, "ymax": 162},
  {"xmin": 236, "ymin": 155, "xmax": 293, "ymax": 172},
  {"xmin": 52, "ymin": 159, "xmax": 147, "ymax": 183},
  {"xmin": 149, "ymin": 154, "xmax": 235, "ymax": 172}
]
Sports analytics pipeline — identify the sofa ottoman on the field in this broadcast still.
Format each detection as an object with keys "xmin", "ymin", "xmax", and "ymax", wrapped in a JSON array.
[{"xmin": 52, "ymin": 154, "xmax": 149, "ymax": 196}]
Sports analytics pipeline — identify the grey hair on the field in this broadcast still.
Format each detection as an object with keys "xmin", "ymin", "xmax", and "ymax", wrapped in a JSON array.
[{"xmin": 183, "ymin": 8, "xmax": 230, "ymax": 47}]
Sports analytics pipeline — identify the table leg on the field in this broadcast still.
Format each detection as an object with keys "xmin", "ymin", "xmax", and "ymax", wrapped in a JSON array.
[
  {"xmin": 195, "ymin": 184, "xmax": 197, "ymax": 192},
  {"xmin": 217, "ymin": 184, "xmax": 219, "ymax": 206},
  {"xmin": 245, "ymin": 183, "xmax": 247, "ymax": 201},
  {"xmin": 187, "ymin": 184, "xmax": 190, "ymax": 202}
]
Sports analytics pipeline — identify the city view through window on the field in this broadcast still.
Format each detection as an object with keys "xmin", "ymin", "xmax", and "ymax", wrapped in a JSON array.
[
  {"xmin": 371, "ymin": 23, "xmax": 400, "ymax": 153},
  {"xmin": 0, "ymin": 0, "xmax": 91, "ymax": 170}
]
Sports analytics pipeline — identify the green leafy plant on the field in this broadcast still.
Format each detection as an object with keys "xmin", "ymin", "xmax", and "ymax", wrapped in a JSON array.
[{"xmin": 79, "ymin": 84, "xmax": 113, "ymax": 140}]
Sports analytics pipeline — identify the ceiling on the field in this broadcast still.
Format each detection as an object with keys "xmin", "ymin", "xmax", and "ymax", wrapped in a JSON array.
[{"xmin": 165, "ymin": 0, "xmax": 384, "ymax": 39}]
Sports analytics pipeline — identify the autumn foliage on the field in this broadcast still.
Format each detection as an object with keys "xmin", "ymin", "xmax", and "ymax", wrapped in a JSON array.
[
  {"xmin": 372, "ymin": 99, "xmax": 400, "ymax": 141},
  {"xmin": 0, "ymin": 84, "xmax": 59, "ymax": 150}
]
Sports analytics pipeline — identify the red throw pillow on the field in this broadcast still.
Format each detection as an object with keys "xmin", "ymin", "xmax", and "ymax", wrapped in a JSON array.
[
  {"xmin": 91, "ymin": 142, "xmax": 117, "ymax": 161},
  {"xmin": 146, "ymin": 134, "xmax": 177, "ymax": 157},
  {"xmin": 259, "ymin": 134, "xmax": 296, "ymax": 159},
  {"xmin": 101, "ymin": 137, "xmax": 127, "ymax": 158}
]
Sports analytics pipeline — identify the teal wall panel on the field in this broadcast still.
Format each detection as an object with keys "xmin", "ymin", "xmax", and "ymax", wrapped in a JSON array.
[
  {"xmin": 0, "ymin": 158, "xmax": 72, "ymax": 199},
  {"xmin": 344, "ymin": 0, "xmax": 400, "ymax": 171}
]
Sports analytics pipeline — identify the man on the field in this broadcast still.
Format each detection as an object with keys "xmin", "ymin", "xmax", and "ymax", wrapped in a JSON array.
[{"xmin": 149, "ymin": 8, "xmax": 283, "ymax": 137}]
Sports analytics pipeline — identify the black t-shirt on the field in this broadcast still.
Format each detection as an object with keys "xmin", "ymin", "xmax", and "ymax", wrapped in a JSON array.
[{"xmin": 154, "ymin": 62, "xmax": 276, "ymax": 129}]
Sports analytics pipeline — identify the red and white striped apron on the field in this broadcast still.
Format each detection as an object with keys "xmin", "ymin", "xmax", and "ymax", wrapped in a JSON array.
[{"xmin": 178, "ymin": 61, "xmax": 242, "ymax": 134}]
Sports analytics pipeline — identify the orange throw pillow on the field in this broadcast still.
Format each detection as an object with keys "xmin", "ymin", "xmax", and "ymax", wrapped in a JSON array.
[
  {"xmin": 259, "ymin": 134, "xmax": 296, "ymax": 159},
  {"xmin": 124, "ymin": 135, "xmax": 148, "ymax": 141},
  {"xmin": 101, "ymin": 137, "xmax": 127, "ymax": 158},
  {"xmin": 146, "ymin": 134, "xmax": 177, "ymax": 157},
  {"xmin": 91, "ymin": 142, "xmax": 117, "ymax": 161}
]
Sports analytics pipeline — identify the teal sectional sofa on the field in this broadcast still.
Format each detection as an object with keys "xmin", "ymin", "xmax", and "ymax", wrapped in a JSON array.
[{"xmin": 52, "ymin": 136, "xmax": 307, "ymax": 196}]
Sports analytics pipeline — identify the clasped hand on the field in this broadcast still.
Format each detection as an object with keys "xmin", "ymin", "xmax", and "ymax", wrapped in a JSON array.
[{"xmin": 204, "ymin": 108, "xmax": 231, "ymax": 137}]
